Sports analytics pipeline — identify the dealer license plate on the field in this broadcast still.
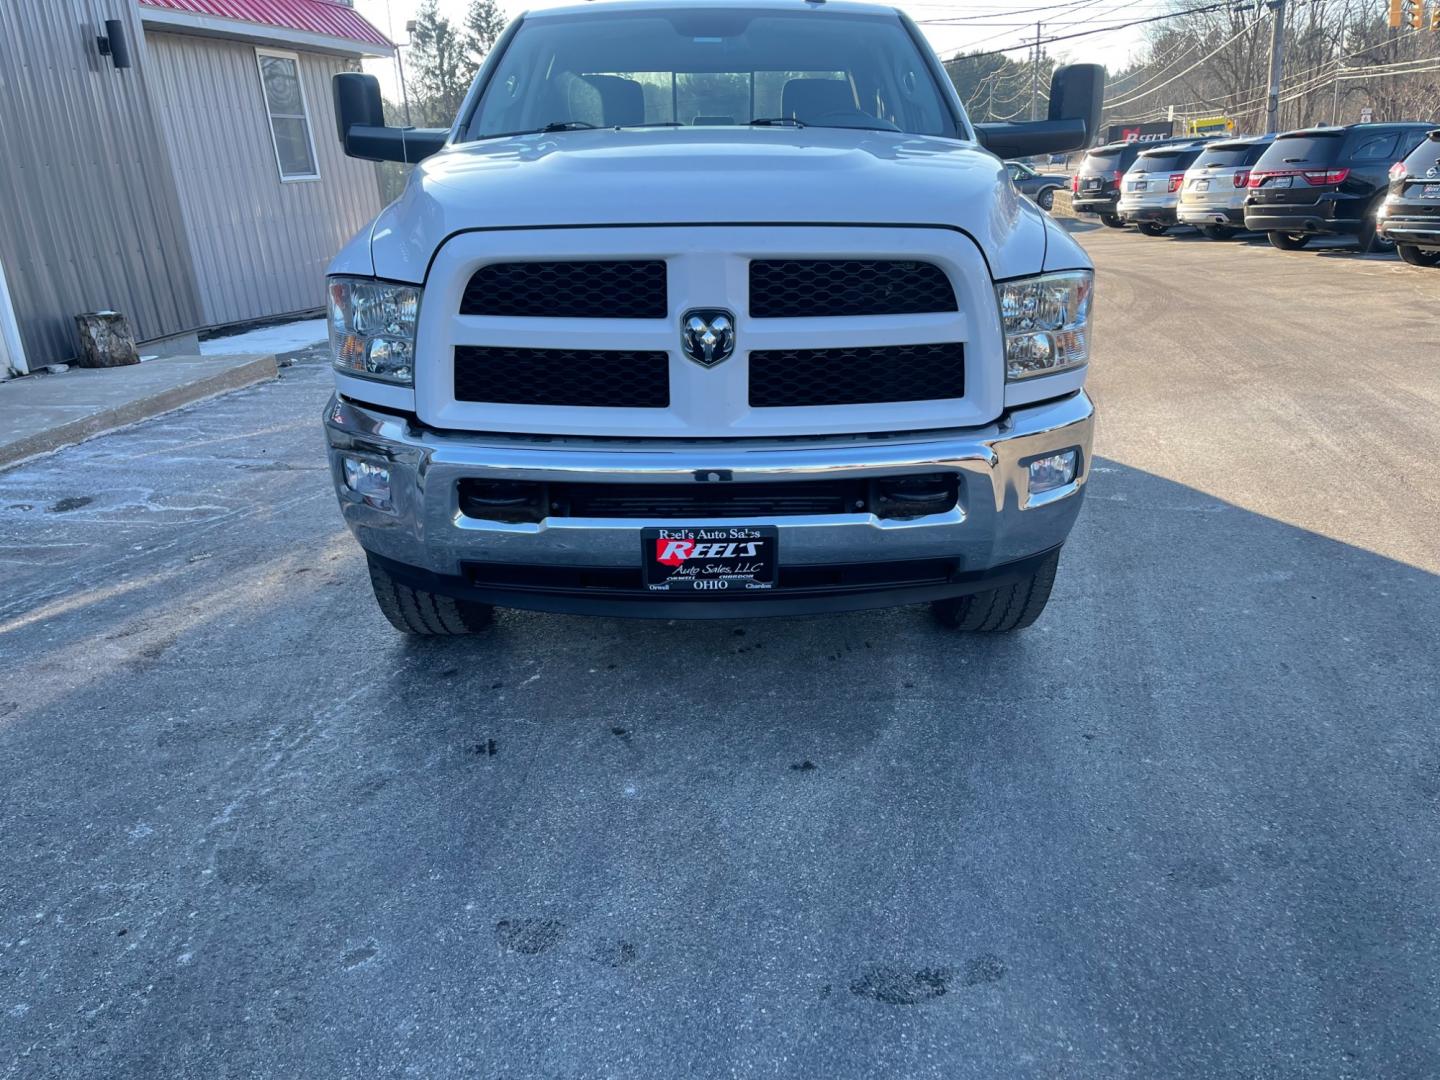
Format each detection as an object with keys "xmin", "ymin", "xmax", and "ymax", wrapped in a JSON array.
[
  {"xmin": 1128, "ymin": 180, "xmax": 1147, "ymax": 191},
  {"xmin": 643, "ymin": 526, "xmax": 777, "ymax": 592},
  {"xmin": 1265, "ymin": 175, "xmax": 1293, "ymax": 188},
  {"xmin": 1421, "ymin": 183, "xmax": 1440, "ymax": 199},
  {"xmin": 1083, "ymin": 179, "xmax": 1102, "ymax": 191},
  {"xmin": 1193, "ymin": 179, "xmax": 1210, "ymax": 191}
]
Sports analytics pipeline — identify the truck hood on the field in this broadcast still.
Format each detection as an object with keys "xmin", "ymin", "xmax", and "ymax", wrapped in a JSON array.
[{"xmin": 355, "ymin": 128, "xmax": 1070, "ymax": 282}]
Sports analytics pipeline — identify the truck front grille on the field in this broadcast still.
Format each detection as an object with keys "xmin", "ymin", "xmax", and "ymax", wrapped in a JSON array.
[
  {"xmin": 460, "ymin": 260, "xmax": 668, "ymax": 319},
  {"xmin": 749, "ymin": 343, "xmax": 964, "ymax": 407},
  {"xmin": 749, "ymin": 260, "xmax": 957, "ymax": 318},
  {"xmin": 453, "ymin": 346, "xmax": 669, "ymax": 407}
]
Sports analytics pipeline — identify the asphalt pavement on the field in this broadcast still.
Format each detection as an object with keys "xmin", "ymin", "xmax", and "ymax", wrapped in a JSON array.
[{"xmin": 1, "ymin": 227, "xmax": 1437, "ymax": 1079}]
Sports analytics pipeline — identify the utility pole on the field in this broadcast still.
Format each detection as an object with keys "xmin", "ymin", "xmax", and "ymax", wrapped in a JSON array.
[
  {"xmin": 1029, "ymin": 22, "xmax": 1042, "ymax": 121},
  {"xmin": 1264, "ymin": 0, "xmax": 1287, "ymax": 134},
  {"xmin": 396, "ymin": 19, "xmax": 416, "ymax": 127},
  {"xmin": 1330, "ymin": 0, "xmax": 1349, "ymax": 124}
]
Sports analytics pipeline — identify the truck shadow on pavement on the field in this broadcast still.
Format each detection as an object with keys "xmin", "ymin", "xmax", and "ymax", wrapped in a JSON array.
[{"xmin": 1, "ymin": 457, "xmax": 1438, "ymax": 1077}]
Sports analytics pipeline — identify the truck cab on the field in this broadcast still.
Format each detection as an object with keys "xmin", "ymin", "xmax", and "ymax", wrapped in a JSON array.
[{"xmin": 322, "ymin": 0, "xmax": 1103, "ymax": 633}]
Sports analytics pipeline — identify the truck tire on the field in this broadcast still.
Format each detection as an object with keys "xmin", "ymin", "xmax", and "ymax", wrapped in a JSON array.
[
  {"xmin": 931, "ymin": 550, "xmax": 1060, "ymax": 632},
  {"xmin": 1099, "ymin": 213, "xmax": 1125, "ymax": 228},
  {"xmin": 1201, "ymin": 225, "xmax": 1237, "ymax": 240},
  {"xmin": 367, "ymin": 555, "xmax": 494, "ymax": 635},
  {"xmin": 1268, "ymin": 231, "xmax": 1310, "ymax": 250},
  {"xmin": 1036, "ymin": 187, "xmax": 1057, "ymax": 211},
  {"xmin": 1357, "ymin": 213, "xmax": 1395, "ymax": 254},
  {"xmin": 1398, "ymin": 243, "xmax": 1440, "ymax": 267},
  {"xmin": 1137, "ymin": 222, "xmax": 1168, "ymax": 237}
]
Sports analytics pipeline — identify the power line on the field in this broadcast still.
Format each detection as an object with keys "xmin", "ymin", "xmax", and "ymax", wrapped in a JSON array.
[
  {"xmin": 934, "ymin": 1, "xmax": 1265, "ymax": 60},
  {"xmin": 1104, "ymin": 9, "xmax": 1270, "ymax": 109}
]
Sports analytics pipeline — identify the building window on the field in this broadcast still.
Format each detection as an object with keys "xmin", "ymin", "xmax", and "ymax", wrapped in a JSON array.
[{"xmin": 255, "ymin": 48, "xmax": 320, "ymax": 182}]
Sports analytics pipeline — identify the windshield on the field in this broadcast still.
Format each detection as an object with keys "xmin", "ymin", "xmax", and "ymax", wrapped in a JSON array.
[
  {"xmin": 1402, "ymin": 132, "xmax": 1440, "ymax": 172},
  {"xmin": 1257, "ymin": 133, "xmax": 1342, "ymax": 168},
  {"xmin": 1082, "ymin": 146, "xmax": 1138, "ymax": 174},
  {"xmin": 464, "ymin": 9, "xmax": 956, "ymax": 140},
  {"xmin": 1193, "ymin": 143, "xmax": 1268, "ymax": 169},
  {"xmin": 1132, "ymin": 149, "xmax": 1201, "ymax": 173}
]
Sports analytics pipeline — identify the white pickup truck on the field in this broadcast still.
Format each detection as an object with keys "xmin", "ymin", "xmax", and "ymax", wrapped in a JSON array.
[{"xmin": 323, "ymin": 0, "xmax": 1102, "ymax": 634}]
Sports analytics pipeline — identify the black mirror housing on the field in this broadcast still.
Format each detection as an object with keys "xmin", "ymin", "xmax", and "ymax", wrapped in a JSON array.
[
  {"xmin": 973, "ymin": 63, "xmax": 1105, "ymax": 161},
  {"xmin": 332, "ymin": 72, "xmax": 448, "ymax": 164}
]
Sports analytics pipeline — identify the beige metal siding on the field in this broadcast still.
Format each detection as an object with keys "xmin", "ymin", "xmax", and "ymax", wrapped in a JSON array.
[
  {"xmin": 146, "ymin": 32, "xmax": 382, "ymax": 326},
  {"xmin": 0, "ymin": 0, "xmax": 202, "ymax": 365}
]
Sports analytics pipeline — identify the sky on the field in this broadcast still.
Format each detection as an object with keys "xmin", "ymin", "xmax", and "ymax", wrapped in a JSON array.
[{"xmin": 349, "ymin": 0, "xmax": 1158, "ymax": 102}]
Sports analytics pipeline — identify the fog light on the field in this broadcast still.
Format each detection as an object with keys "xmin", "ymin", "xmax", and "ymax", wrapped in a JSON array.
[
  {"xmin": 1028, "ymin": 450, "xmax": 1078, "ymax": 495},
  {"xmin": 342, "ymin": 456, "xmax": 392, "ymax": 511}
]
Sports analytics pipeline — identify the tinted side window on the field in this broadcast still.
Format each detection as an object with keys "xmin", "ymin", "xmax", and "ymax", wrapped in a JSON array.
[{"xmin": 1348, "ymin": 133, "xmax": 1398, "ymax": 161}]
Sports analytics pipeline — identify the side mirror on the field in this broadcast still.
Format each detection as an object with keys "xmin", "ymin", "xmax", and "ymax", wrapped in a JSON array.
[
  {"xmin": 973, "ymin": 64, "xmax": 1105, "ymax": 161},
  {"xmin": 332, "ymin": 73, "xmax": 448, "ymax": 164}
]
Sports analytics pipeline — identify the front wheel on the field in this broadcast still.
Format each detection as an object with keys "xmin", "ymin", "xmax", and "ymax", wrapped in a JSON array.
[
  {"xmin": 367, "ymin": 555, "xmax": 494, "ymax": 635},
  {"xmin": 931, "ymin": 550, "xmax": 1060, "ymax": 633},
  {"xmin": 1268, "ymin": 231, "xmax": 1311, "ymax": 250},
  {"xmin": 1201, "ymin": 225, "xmax": 1237, "ymax": 240},
  {"xmin": 1138, "ymin": 222, "xmax": 1169, "ymax": 237},
  {"xmin": 1037, "ymin": 187, "xmax": 1057, "ymax": 211},
  {"xmin": 1099, "ymin": 212, "xmax": 1125, "ymax": 229},
  {"xmin": 1398, "ymin": 243, "xmax": 1440, "ymax": 267}
]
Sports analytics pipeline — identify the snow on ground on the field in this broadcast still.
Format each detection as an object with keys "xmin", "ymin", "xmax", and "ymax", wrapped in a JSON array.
[{"xmin": 199, "ymin": 319, "xmax": 328, "ymax": 357}]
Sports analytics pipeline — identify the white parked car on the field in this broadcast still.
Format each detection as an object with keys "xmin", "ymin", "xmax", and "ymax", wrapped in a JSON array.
[
  {"xmin": 1177, "ymin": 135, "xmax": 1275, "ymax": 239},
  {"xmin": 1117, "ymin": 140, "xmax": 1215, "ymax": 235},
  {"xmin": 322, "ymin": 0, "xmax": 1103, "ymax": 634}
]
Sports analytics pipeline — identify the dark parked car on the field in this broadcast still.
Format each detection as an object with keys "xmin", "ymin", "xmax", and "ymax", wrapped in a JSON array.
[
  {"xmin": 1243, "ymin": 123, "xmax": 1434, "ymax": 252},
  {"xmin": 1005, "ymin": 160, "xmax": 1070, "ymax": 210},
  {"xmin": 1378, "ymin": 128, "xmax": 1440, "ymax": 267},
  {"xmin": 1070, "ymin": 138, "xmax": 1203, "ymax": 227}
]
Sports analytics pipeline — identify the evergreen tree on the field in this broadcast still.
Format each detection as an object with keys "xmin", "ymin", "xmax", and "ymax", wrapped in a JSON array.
[
  {"xmin": 464, "ymin": 0, "xmax": 508, "ymax": 62},
  {"xmin": 407, "ymin": 0, "xmax": 475, "ymax": 125}
]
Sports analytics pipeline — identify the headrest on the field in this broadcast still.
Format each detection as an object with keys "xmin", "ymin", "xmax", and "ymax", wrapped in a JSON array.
[{"xmin": 781, "ymin": 79, "xmax": 856, "ymax": 122}]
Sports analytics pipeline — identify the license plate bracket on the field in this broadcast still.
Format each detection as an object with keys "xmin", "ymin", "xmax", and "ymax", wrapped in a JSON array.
[{"xmin": 643, "ymin": 526, "xmax": 778, "ymax": 593}]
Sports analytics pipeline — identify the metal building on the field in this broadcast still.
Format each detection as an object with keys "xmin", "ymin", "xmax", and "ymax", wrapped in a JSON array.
[{"xmin": 0, "ymin": 0, "xmax": 393, "ymax": 376}]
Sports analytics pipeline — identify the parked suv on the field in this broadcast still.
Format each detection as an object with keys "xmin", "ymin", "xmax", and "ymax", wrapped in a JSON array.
[
  {"xmin": 1378, "ymin": 128, "xmax": 1440, "ymax": 267},
  {"xmin": 1116, "ymin": 140, "xmax": 1215, "ymax": 235},
  {"xmin": 1072, "ymin": 139, "xmax": 1160, "ymax": 227},
  {"xmin": 1177, "ymin": 134, "xmax": 1274, "ymax": 239},
  {"xmin": 1244, "ymin": 123, "xmax": 1434, "ymax": 251},
  {"xmin": 323, "ymin": 0, "xmax": 1105, "ymax": 633}
]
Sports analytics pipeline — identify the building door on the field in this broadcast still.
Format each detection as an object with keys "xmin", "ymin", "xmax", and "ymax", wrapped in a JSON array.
[{"xmin": 0, "ymin": 253, "xmax": 27, "ymax": 376}]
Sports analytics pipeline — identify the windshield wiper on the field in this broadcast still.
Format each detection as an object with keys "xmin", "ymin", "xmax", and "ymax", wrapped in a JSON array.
[
  {"xmin": 486, "ymin": 121, "xmax": 600, "ymax": 139},
  {"xmin": 750, "ymin": 117, "xmax": 806, "ymax": 128}
]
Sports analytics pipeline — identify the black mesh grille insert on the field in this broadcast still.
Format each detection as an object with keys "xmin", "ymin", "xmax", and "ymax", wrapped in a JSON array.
[
  {"xmin": 460, "ymin": 261, "xmax": 667, "ymax": 319},
  {"xmin": 749, "ymin": 260, "xmax": 957, "ymax": 318},
  {"xmin": 554, "ymin": 480, "xmax": 867, "ymax": 519},
  {"xmin": 749, "ymin": 343, "xmax": 964, "ymax": 408},
  {"xmin": 453, "ymin": 347, "xmax": 669, "ymax": 408}
]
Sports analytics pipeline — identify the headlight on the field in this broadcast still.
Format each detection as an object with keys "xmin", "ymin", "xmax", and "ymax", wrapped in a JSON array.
[
  {"xmin": 996, "ymin": 270, "xmax": 1093, "ymax": 380},
  {"xmin": 327, "ymin": 277, "xmax": 420, "ymax": 385}
]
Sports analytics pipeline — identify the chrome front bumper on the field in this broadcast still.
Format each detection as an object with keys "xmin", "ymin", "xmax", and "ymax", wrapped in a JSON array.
[{"xmin": 323, "ymin": 391, "xmax": 1093, "ymax": 597}]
